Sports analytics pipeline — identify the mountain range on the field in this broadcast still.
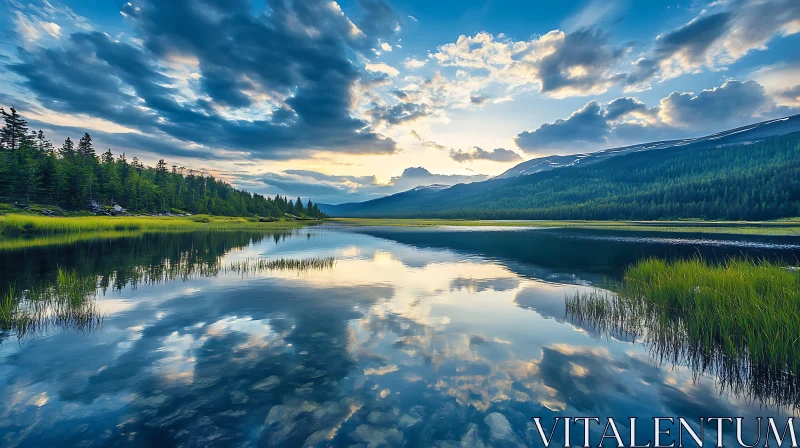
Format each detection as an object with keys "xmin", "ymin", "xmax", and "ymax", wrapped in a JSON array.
[{"xmin": 320, "ymin": 114, "xmax": 800, "ymax": 220}]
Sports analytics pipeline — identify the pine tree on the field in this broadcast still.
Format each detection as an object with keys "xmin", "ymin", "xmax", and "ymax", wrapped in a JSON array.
[{"xmin": 0, "ymin": 107, "xmax": 29, "ymax": 151}]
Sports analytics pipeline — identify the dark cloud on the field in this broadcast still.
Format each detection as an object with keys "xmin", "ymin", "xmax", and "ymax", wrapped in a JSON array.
[
  {"xmin": 625, "ymin": 12, "xmax": 731, "ymax": 88},
  {"xmin": 366, "ymin": 102, "xmax": 430, "ymax": 125},
  {"xmin": 625, "ymin": 0, "xmax": 800, "ymax": 89},
  {"xmin": 659, "ymin": 80, "xmax": 782, "ymax": 127},
  {"xmin": 536, "ymin": 28, "xmax": 627, "ymax": 96},
  {"xmin": 449, "ymin": 147, "xmax": 522, "ymax": 163},
  {"xmin": 8, "ymin": 0, "xmax": 400, "ymax": 160},
  {"xmin": 604, "ymin": 97, "xmax": 649, "ymax": 121},
  {"xmin": 777, "ymin": 84, "xmax": 800, "ymax": 104},
  {"xmin": 515, "ymin": 101, "xmax": 610, "ymax": 153},
  {"xmin": 515, "ymin": 79, "xmax": 796, "ymax": 154},
  {"xmin": 25, "ymin": 117, "xmax": 225, "ymax": 162},
  {"xmin": 355, "ymin": 0, "xmax": 402, "ymax": 40},
  {"xmin": 469, "ymin": 95, "xmax": 488, "ymax": 105}
]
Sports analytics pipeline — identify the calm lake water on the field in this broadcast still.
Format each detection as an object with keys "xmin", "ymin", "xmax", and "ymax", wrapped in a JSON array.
[{"xmin": 1, "ymin": 226, "xmax": 799, "ymax": 447}]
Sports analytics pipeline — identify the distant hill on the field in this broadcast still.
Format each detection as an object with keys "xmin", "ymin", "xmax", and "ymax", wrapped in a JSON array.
[{"xmin": 319, "ymin": 115, "xmax": 800, "ymax": 220}]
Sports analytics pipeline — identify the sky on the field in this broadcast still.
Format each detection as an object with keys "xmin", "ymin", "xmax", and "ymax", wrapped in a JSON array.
[{"xmin": 0, "ymin": 0, "xmax": 798, "ymax": 204}]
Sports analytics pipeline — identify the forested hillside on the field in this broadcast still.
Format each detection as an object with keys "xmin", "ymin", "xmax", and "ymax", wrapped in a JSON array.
[
  {"xmin": 0, "ymin": 107, "xmax": 325, "ymax": 218},
  {"xmin": 323, "ymin": 131, "xmax": 800, "ymax": 220}
]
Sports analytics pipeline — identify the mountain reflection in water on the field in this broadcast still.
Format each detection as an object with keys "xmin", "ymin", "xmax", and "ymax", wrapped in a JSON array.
[{"xmin": 0, "ymin": 227, "xmax": 798, "ymax": 447}]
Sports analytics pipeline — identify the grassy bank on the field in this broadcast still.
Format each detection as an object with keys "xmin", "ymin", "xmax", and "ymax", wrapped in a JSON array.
[
  {"xmin": 0, "ymin": 213, "xmax": 314, "ymax": 237},
  {"xmin": 567, "ymin": 258, "xmax": 800, "ymax": 406},
  {"xmin": 330, "ymin": 218, "xmax": 800, "ymax": 235}
]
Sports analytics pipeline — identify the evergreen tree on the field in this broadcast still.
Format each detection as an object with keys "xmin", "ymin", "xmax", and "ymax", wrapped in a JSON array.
[
  {"xmin": 0, "ymin": 107, "xmax": 327, "ymax": 218},
  {"xmin": 0, "ymin": 107, "xmax": 29, "ymax": 151}
]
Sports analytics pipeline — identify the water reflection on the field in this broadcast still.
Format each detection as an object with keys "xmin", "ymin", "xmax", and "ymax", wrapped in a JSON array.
[{"xmin": 0, "ymin": 227, "xmax": 798, "ymax": 446}]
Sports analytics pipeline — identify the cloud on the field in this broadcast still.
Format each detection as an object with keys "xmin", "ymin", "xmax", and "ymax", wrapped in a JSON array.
[
  {"xmin": 429, "ymin": 29, "xmax": 628, "ymax": 99},
  {"xmin": 604, "ymin": 97, "xmax": 651, "ymax": 121},
  {"xmin": 562, "ymin": 0, "xmax": 625, "ymax": 30},
  {"xmin": 515, "ymin": 101, "xmax": 610, "ymax": 153},
  {"xmin": 625, "ymin": 0, "xmax": 800, "ymax": 89},
  {"xmin": 449, "ymin": 147, "xmax": 522, "ymax": 163},
  {"xmin": 658, "ymin": 80, "xmax": 785, "ymax": 127},
  {"xmin": 7, "ymin": 0, "xmax": 400, "ymax": 161},
  {"xmin": 779, "ymin": 85, "xmax": 800, "ymax": 105},
  {"xmin": 751, "ymin": 63, "xmax": 800, "ymax": 107},
  {"xmin": 535, "ymin": 28, "xmax": 627, "ymax": 97},
  {"xmin": 365, "ymin": 62, "xmax": 400, "ymax": 77},
  {"xmin": 367, "ymin": 102, "xmax": 430, "ymax": 125},
  {"xmin": 409, "ymin": 130, "xmax": 450, "ymax": 151},
  {"xmin": 242, "ymin": 166, "xmax": 489, "ymax": 204},
  {"xmin": 514, "ymin": 79, "xmax": 796, "ymax": 154},
  {"xmin": 403, "ymin": 58, "xmax": 426, "ymax": 69},
  {"xmin": 423, "ymin": 0, "xmax": 799, "ymax": 101},
  {"xmin": 409, "ymin": 130, "xmax": 521, "ymax": 163}
]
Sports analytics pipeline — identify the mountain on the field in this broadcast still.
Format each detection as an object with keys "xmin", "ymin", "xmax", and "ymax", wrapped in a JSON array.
[
  {"xmin": 319, "ymin": 114, "xmax": 800, "ymax": 220},
  {"xmin": 495, "ymin": 115, "xmax": 800, "ymax": 179}
]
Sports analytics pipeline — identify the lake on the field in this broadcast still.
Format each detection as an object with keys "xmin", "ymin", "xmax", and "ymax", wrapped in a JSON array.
[{"xmin": 1, "ymin": 225, "xmax": 799, "ymax": 447}]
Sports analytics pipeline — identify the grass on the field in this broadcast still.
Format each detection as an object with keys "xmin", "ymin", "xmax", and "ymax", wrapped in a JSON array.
[
  {"xmin": 1, "ymin": 268, "xmax": 103, "ymax": 340},
  {"xmin": 329, "ymin": 218, "xmax": 800, "ymax": 236},
  {"xmin": 566, "ymin": 257, "xmax": 800, "ymax": 408},
  {"xmin": 0, "ymin": 213, "xmax": 314, "ymax": 237}
]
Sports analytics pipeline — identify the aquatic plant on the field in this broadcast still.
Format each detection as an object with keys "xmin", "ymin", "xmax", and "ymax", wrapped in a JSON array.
[
  {"xmin": 225, "ymin": 257, "xmax": 336, "ymax": 277},
  {"xmin": 566, "ymin": 257, "xmax": 800, "ymax": 408},
  {"xmin": 1, "ymin": 268, "xmax": 103, "ymax": 340}
]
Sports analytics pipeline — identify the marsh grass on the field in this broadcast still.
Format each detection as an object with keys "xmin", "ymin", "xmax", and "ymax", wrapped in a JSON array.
[
  {"xmin": 225, "ymin": 257, "xmax": 336, "ymax": 277},
  {"xmin": 1, "ymin": 268, "xmax": 103, "ymax": 340},
  {"xmin": 0, "ymin": 214, "xmax": 311, "ymax": 237},
  {"xmin": 566, "ymin": 257, "xmax": 800, "ymax": 408}
]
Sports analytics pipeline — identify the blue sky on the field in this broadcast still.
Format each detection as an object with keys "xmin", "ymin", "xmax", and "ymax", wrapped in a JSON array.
[{"xmin": 1, "ymin": 0, "xmax": 798, "ymax": 203}]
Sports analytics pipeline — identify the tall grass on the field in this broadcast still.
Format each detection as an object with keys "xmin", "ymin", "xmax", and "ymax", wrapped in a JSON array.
[
  {"xmin": 1, "ymin": 268, "xmax": 103, "ymax": 340},
  {"xmin": 0, "ymin": 214, "xmax": 312, "ymax": 237},
  {"xmin": 566, "ymin": 257, "xmax": 800, "ymax": 408}
]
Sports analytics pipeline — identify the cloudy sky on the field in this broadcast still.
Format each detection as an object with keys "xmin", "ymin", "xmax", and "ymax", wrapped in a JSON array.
[{"xmin": 1, "ymin": 0, "xmax": 798, "ymax": 204}]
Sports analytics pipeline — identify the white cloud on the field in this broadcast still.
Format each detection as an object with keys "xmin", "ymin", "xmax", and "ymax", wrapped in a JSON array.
[
  {"xmin": 404, "ymin": 58, "xmax": 426, "ymax": 69},
  {"xmin": 365, "ymin": 62, "xmax": 400, "ymax": 77}
]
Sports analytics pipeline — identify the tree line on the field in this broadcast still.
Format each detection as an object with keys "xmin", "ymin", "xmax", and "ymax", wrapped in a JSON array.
[{"xmin": 0, "ymin": 107, "xmax": 326, "ymax": 219}]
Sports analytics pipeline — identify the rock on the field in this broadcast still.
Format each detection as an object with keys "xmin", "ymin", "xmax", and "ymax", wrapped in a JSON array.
[
  {"xmin": 251, "ymin": 375, "xmax": 280, "ymax": 391},
  {"xmin": 460, "ymin": 423, "xmax": 486, "ymax": 448},
  {"xmin": 484, "ymin": 413, "xmax": 525, "ymax": 447}
]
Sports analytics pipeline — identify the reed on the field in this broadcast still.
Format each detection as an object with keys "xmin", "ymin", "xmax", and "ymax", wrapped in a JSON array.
[
  {"xmin": 1, "ymin": 268, "xmax": 103, "ymax": 339},
  {"xmin": 225, "ymin": 257, "xmax": 336, "ymax": 277},
  {"xmin": 566, "ymin": 257, "xmax": 800, "ymax": 408}
]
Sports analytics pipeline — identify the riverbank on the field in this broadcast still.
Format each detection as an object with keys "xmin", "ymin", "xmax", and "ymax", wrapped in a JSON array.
[
  {"xmin": 0, "ymin": 214, "xmax": 316, "ymax": 237},
  {"xmin": 330, "ymin": 217, "xmax": 800, "ymax": 236}
]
